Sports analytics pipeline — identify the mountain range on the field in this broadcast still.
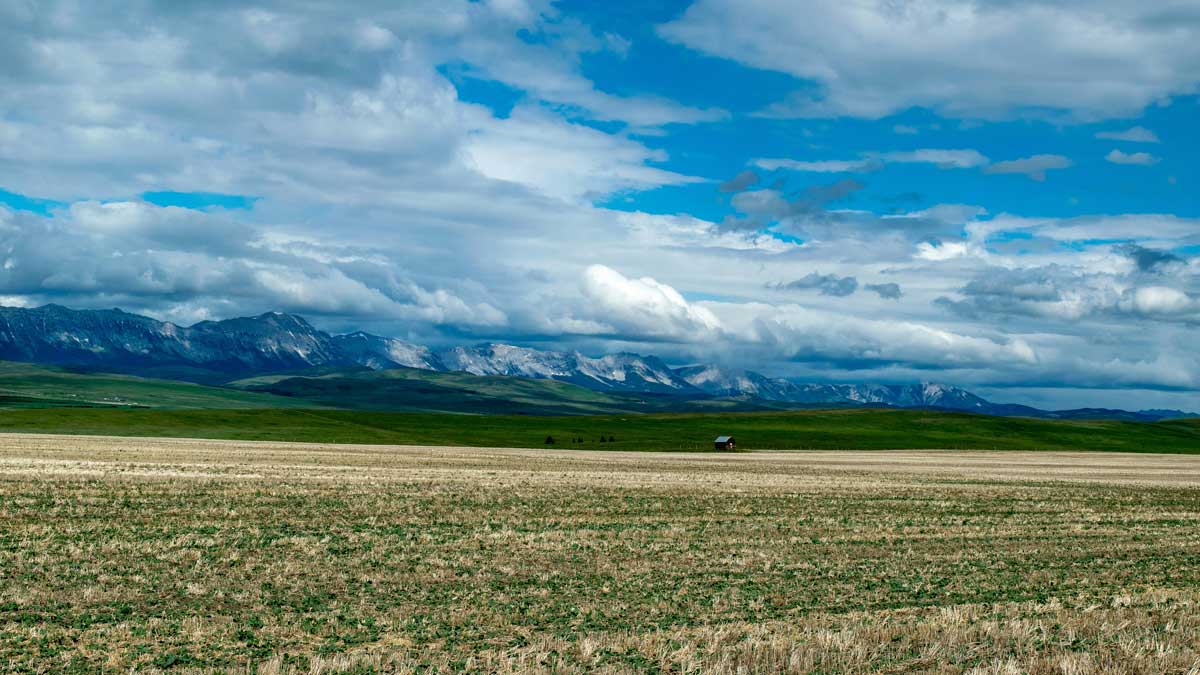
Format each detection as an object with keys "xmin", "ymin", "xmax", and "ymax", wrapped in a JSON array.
[{"xmin": 0, "ymin": 304, "xmax": 1193, "ymax": 420}]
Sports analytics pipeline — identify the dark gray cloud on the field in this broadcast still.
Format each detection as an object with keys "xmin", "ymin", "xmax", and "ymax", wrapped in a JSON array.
[
  {"xmin": 718, "ymin": 169, "xmax": 759, "ymax": 193},
  {"xmin": 865, "ymin": 282, "xmax": 902, "ymax": 299},
  {"xmin": 1114, "ymin": 243, "xmax": 1184, "ymax": 273},
  {"xmin": 772, "ymin": 273, "xmax": 859, "ymax": 297},
  {"xmin": 798, "ymin": 178, "xmax": 865, "ymax": 206},
  {"xmin": 935, "ymin": 266, "xmax": 1072, "ymax": 320},
  {"xmin": 718, "ymin": 178, "xmax": 859, "ymax": 236},
  {"xmin": 983, "ymin": 155, "xmax": 1073, "ymax": 181},
  {"xmin": 963, "ymin": 268, "xmax": 1064, "ymax": 303},
  {"xmin": 725, "ymin": 180, "xmax": 984, "ymax": 249},
  {"xmin": 935, "ymin": 263, "xmax": 1199, "ymax": 324},
  {"xmin": 724, "ymin": 178, "xmax": 866, "ymax": 232}
]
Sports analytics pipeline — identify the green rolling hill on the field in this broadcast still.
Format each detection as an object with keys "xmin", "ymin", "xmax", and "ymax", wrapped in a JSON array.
[
  {"xmin": 0, "ymin": 407, "xmax": 1197, "ymax": 453},
  {"xmin": 0, "ymin": 360, "xmax": 770, "ymax": 415},
  {"xmin": 227, "ymin": 366, "xmax": 760, "ymax": 415}
]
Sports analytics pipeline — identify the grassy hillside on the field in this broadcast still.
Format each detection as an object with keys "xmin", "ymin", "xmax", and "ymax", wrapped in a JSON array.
[
  {"xmin": 0, "ymin": 361, "xmax": 320, "ymax": 410},
  {"xmin": 1, "ymin": 406, "xmax": 1198, "ymax": 452},
  {"xmin": 231, "ymin": 367, "xmax": 650, "ymax": 414},
  {"xmin": 228, "ymin": 366, "xmax": 762, "ymax": 415}
]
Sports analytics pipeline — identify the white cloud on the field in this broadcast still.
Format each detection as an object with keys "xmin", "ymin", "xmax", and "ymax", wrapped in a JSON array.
[
  {"xmin": 874, "ymin": 149, "xmax": 990, "ymax": 169},
  {"xmin": 974, "ymin": 213, "xmax": 1200, "ymax": 243},
  {"xmin": 711, "ymin": 301, "xmax": 1039, "ymax": 370},
  {"xmin": 0, "ymin": 295, "xmax": 32, "ymax": 308},
  {"xmin": 1095, "ymin": 126, "xmax": 1160, "ymax": 143},
  {"xmin": 465, "ymin": 106, "xmax": 702, "ymax": 201},
  {"xmin": 1120, "ymin": 286, "xmax": 1196, "ymax": 317},
  {"xmin": 448, "ymin": 1, "xmax": 727, "ymax": 127},
  {"xmin": 0, "ymin": 0, "xmax": 710, "ymax": 207},
  {"xmin": 0, "ymin": 202, "xmax": 508, "ymax": 327},
  {"xmin": 580, "ymin": 265, "xmax": 723, "ymax": 340},
  {"xmin": 1106, "ymin": 149, "xmax": 1160, "ymax": 166},
  {"xmin": 754, "ymin": 149, "xmax": 988, "ymax": 174},
  {"xmin": 659, "ymin": 0, "xmax": 1200, "ymax": 120},
  {"xmin": 0, "ymin": 1, "xmax": 1196, "ymax": 406},
  {"xmin": 916, "ymin": 240, "xmax": 976, "ymax": 261}
]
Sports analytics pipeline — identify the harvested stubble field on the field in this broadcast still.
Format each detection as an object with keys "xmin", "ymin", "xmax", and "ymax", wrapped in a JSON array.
[{"xmin": 2, "ymin": 435, "xmax": 1200, "ymax": 674}]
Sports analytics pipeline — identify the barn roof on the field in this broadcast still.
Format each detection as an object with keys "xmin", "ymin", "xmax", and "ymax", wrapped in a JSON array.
[{"xmin": 714, "ymin": 436, "xmax": 733, "ymax": 443}]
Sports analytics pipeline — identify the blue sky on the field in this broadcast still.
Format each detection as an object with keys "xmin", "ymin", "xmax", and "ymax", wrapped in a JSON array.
[{"xmin": 1, "ymin": 0, "xmax": 1199, "ymax": 409}]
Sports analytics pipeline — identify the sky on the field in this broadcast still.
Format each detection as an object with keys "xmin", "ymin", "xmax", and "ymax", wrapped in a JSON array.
[{"xmin": 1, "ymin": 0, "xmax": 1199, "ymax": 410}]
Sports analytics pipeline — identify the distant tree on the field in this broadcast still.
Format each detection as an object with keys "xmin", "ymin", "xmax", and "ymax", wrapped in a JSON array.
[
  {"xmin": 599, "ymin": 436, "xmax": 606, "ymax": 443},
  {"xmin": 608, "ymin": 435, "xmax": 616, "ymax": 443},
  {"xmin": 545, "ymin": 435, "xmax": 555, "ymax": 445}
]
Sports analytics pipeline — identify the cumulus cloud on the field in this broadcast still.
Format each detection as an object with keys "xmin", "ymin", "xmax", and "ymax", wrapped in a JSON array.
[
  {"xmin": 1095, "ymin": 126, "xmax": 1160, "ymax": 143},
  {"xmin": 579, "ymin": 265, "xmax": 723, "ymax": 341},
  {"xmin": 658, "ymin": 0, "xmax": 1200, "ymax": 120},
  {"xmin": 915, "ymin": 240, "xmax": 976, "ymax": 261},
  {"xmin": 713, "ymin": 301, "xmax": 1039, "ymax": 371},
  {"xmin": 1106, "ymin": 149, "xmax": 1159, "ymax": 166},
  {"xmin": 936, "ymin": 263, "xmax": 1200, "ymax": 324},
  {"xmin": 0, "ymin": 202, "xmax": 508, "ymax": 327},
  {"xmin": 1120, "ymin": 286, "xmax": 1196, "ymax": 317},
  {"xmin": 0, "ymin": 0, "xmax": 1197, "ymax": 405},
  {"xmin": 0, "ymin": 0, "xmax": 708, "ymax": 206},
  {"xmin": 983, "ymin": 155, "xmax": 1073, "ymax": 181}
]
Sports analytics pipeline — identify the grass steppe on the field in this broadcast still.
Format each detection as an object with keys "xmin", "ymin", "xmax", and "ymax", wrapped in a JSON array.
[
  {"xmin": 1, "ymin": 435, "xmax": 1199, "ymax": 674},
  {"xmin": 1, "ymin": 406, "xmax": 1199, "ymax": 453}
]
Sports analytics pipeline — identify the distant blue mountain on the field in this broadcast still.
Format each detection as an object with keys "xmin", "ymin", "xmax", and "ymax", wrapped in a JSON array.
[{"xmin": 0, "ymin": 304, "xmax": 1193, "ymax": 421}]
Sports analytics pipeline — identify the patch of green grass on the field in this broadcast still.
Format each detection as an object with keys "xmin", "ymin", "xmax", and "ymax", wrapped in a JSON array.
[{"xmin": 0, "ymin": 406, "xmax": 1197, "ymax": 452}]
